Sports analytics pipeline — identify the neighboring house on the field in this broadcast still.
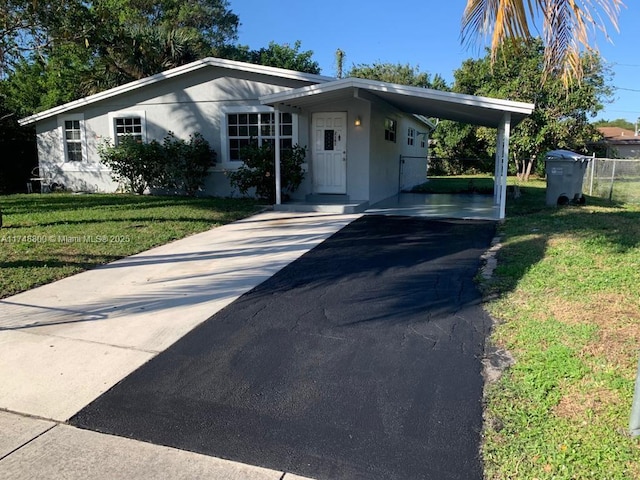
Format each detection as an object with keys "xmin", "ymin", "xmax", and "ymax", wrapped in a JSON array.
[
  {"xmin": 19, "ymin": 57, "xmax": 534, "ymax": 218},
  {"xmin": 596, "ymin": 127, "xmax": 640, "ymax": 159}
]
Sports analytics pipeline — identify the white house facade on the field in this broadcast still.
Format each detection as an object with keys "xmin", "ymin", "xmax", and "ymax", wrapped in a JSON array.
[{"xmin": 20, "ymin": 57, "xmax": 534, "ymax": 218}]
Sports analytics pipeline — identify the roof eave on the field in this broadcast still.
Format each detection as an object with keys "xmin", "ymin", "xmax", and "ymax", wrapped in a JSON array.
[{"xmin": 19, "ymin": 57, "xmax": 334, "ymax": 126}]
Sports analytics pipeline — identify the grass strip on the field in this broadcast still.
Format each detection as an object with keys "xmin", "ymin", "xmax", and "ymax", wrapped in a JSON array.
[{"xmin": 481, "ymin": 180, "xmax": 640, "ymax": 479}]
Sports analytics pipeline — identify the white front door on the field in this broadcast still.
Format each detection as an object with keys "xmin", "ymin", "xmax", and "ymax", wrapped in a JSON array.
[{"xmin": 312, "ymin": 112, "xmax": 347, "ymax": 194}]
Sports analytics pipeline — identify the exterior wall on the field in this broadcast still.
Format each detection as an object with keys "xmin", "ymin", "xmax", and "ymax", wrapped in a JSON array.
[
  {"xmin": 300, "ymin": 97, "xmax": 371, "ymax": 202},
  {"xmin": 367, "ymin": 105, "xmax": 429, "ymax": 204},
  {"xmin": 398, "ymin": 116, "xmax": 429, "ymax": 191},
  {"xmin": 35, "ymin": 67, "xmax": 318, "ymax": 194},
  {"xmin": 607, "ymin": 143, "xmax": 640, "ymax": 159},
  {"xmin": 36, "ymin": 117, "xmax": 119, "ymax": 192}
]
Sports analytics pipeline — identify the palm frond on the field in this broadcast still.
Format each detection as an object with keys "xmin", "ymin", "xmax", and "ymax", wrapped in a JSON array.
[{"xmin": 462, "ymin": 0, "xmax": 624, "ymax": 86}]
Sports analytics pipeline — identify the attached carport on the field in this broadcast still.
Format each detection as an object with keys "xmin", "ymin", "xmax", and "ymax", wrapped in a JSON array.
[{"xmin": 261, "ymin": 78, "xmax": 535, "ymax": 219}]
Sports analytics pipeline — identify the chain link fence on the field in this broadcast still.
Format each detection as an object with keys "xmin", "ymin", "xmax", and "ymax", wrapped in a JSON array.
[{"xmin": 585, "ymin": 157, "xmax": 640, "ymax": 204}]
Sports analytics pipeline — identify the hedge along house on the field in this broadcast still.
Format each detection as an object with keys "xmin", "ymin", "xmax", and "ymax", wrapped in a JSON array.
[{"xmin": 19, "ymin": 57, "xmax": 534, "ymax": 219}]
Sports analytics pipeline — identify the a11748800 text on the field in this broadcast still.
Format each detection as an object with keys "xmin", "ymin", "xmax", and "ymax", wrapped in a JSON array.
[{"xmin": 0, "ymin": 235, "xmax": 131, "ymax": 244}]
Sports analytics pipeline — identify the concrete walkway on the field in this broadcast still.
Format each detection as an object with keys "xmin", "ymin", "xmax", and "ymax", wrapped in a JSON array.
[{"xmin": 0, "ymin": 211, "xmax": 359, "ymax": 479}]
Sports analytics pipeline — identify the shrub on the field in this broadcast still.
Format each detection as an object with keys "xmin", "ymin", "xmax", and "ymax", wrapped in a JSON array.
[
  {"xmin": 98, "ymin": 137, "xmax": 162, "ymax": 195},
  {"xmin": 161, "ymin": 132, "xmax": 216, "ymax": 195},
  {"xmin": 227, "ymin": 143, "xmax": 306, "ymax": 202},
  {"xmin": 98, "ymin": 132, "xmax": 215, "ymax": 195}
]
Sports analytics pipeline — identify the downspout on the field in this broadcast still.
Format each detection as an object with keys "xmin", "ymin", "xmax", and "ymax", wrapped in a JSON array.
[{"xmin": 275, "ymin": 106, "xmax": 282, "ymax": 205}]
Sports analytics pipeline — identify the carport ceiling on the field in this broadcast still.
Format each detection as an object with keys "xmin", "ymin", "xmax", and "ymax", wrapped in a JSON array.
[{"xmin": 260, "ymin": 77, "xmax": 535, "ymax": 128}]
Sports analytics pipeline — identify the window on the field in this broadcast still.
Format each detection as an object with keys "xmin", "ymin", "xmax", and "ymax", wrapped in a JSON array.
[
  {"xmin": 420, "ymin": 136, "xmax": 426, "ymax": 149},
  {"xmin": 109, "ymin": 111, "xmax": 147, "ymax": 145},
  {"xmin": 407, "ymin": 127, "xmax": 415, "ymax": 146},
  {"xmin": 115, "ymin": 116, "xmax": 143, "ymax": 144},
  {"xmin": 64, "ymin": 120, "xmax": 83, "ymax": 162},
  {"xmin": 384, "ymin": 118, "xmax": 397, "ymax": 143},
  {"xmin": 227, "ymin": 112, "xmax": 294, "ymax": 161}
]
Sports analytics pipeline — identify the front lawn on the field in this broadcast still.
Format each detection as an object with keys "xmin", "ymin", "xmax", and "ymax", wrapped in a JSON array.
[
  {"xmin": 0, "ymin": 194, "xmax": 259, "ymax": 299},
  {"xmin": 411, "ymin": 175, "xmax": 495, "ymax": 194},
  {"xmin": 482, "ymin": 180, "xmax": 640, "ymax": 479}
]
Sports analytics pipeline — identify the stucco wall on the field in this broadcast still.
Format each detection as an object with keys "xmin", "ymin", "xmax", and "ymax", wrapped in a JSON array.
[
  {"xmin": 300, "ymin": 97, "xmax": 371, "ymax": 202},
  {"xmin": 35, "ymin": 66, "xmax": 318, "ymax": 194},
  {"xmin": 367, "ymin": 105, "xmax": 428, "ymax": 204}
]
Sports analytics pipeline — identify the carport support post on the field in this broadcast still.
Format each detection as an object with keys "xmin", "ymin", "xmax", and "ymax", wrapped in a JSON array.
[
  {"xmin": 494, "ymin": 113, "xmax": 511, "ymax": 220},
  {"xmin": 274, "ymin": 106, "xmax": 282, "ymax": 205}
]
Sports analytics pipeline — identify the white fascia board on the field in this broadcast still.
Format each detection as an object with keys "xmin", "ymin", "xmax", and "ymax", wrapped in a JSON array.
[
  {"xmin": 261, "ymin": 77, "xmax": 535, "ymax": 116},
  {"xmin": 413, "ymin": 115, "xmax": 437, "ymax": 130},
  {"xmin": 260, "ymin": 78, "xmax": 358, "ymax": 105},
  {"xmin": 19, "ymin": 57, "xmax": 334, "ymax": 126},
  {"xmin": 349, "ymin": 78, "xmax": 535, "ymax": 115}
]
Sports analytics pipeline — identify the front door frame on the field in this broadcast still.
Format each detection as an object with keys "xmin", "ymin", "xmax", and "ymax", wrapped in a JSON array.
[{"xmin": 311, "ymin": 112, "xmax": 347, "ymax": 195}]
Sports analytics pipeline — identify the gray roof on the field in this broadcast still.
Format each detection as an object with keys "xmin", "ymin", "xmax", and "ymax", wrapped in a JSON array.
[{"xmin": 260, "ymin": 78, "xmax": 535, "ymax": 128}]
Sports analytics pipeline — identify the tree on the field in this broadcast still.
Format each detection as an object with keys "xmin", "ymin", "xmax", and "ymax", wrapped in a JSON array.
[
  {"xmin": 592, "ymin": 118, "xmax": 635, "ymax": 130},
  {"xmin": 461, "ymin": 0, "xmax": 624, "ymax": 86},
  {"xmin": 219, "ymin": 41, "xmax": 320, "ymax": 75},
  {"xmin": 433, "ymin": 39, "xmax": 612, "ymax": 180},
  {"xmin": 1, "ymin": 0, "xmax": 240, "ymax": 99},
  {"xmin": 347, "ymin": 62, "xmax": 448, "ymax": 90}
]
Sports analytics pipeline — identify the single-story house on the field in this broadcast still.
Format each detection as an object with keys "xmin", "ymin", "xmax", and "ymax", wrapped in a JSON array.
[
  {"xmin": 595, "ymin": 127, "xmax": 640, "ymax": 159},
  {"xmin": 19, "ymin": 57, "xmax": 534, "ymax": 219}
]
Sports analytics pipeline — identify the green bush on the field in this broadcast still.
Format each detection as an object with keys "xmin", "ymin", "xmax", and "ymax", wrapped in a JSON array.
[
  {"xmin": 226, "ymin": 143, "xmax": 306, "ymax": 202},
  {"xmin": 98, "ymin": 132, "xmax": 215, "ymax": 195}
]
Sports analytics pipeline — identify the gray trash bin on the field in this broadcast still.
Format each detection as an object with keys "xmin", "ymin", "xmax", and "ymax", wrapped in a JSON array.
[{"xmin": 544, "ymin": 150, "xmax": 590, "ymax": 206}]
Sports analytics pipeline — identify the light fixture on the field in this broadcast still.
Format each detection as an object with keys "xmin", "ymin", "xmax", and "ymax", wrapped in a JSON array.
[{"xmin": 354, "ymin": 116, "xmax": 361, "ymax": 127}]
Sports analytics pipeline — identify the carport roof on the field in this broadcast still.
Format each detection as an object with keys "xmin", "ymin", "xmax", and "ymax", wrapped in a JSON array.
[{"xmin": 260, "ymin": 77, "xmax": 535, "ymax": 128}]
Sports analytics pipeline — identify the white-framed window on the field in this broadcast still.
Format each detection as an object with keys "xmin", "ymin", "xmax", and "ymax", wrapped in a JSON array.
[
  {"xmin": 58, "ymin": 114, "xmax": 87, "ymax": 163},
  {"xmin": 64, "ymin": 120, "xmax": 83, "ymax": 161},
  {"xmin": 108, "ymin": 111, "xmax": 147, "ymax": 145},
  {"xmin": 407, "ymin": 127, "xmax": 415, "ymax": 146},
  {"xmin": 384, "ymin": 118, "xmax": 397, "ymax": 143},
  {"xmin": 223, "ymin": 107, "xmax": 297, "ymax": 163}
]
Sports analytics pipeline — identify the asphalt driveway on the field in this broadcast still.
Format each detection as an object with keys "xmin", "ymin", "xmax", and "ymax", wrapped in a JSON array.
[{"xmin": 70, "ymin": 215, "xmax": 496, "ymax": 480}]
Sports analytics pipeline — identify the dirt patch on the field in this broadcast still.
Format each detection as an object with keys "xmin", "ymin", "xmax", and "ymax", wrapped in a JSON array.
[
  {"xmin": 549, "ymin": 292, "xmax": 640, "ymax": 327},
  {"xmin": 547, "ymin": 293, "xmax": 640, "ymax": 369},
  {"xmin": 553, "ymin": 380, "xmax": 622, "ymax": 421}
]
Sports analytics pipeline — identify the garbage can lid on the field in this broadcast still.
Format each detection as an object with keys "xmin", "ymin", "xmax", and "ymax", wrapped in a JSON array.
[{"xmin": 545, "ymin": 149, "xmax": 589, "ymax": 160}]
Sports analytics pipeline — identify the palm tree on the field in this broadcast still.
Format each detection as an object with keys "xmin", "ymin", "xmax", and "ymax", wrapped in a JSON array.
[{"xmin": 462, "ymin": 0, "xmax": 624, "ymax": 86}]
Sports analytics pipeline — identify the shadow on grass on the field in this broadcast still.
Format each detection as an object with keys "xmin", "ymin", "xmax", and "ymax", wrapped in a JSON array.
[
  {"xmin": 487, "ymin": 183, "xmax": 640, "ymax": 295},
  {"xmin": 0, "ymin": 257, "xmax": 121, "ymax": 270},
  {"xmin": 412, "ymin": 176, "xmax": 495, "ymax": 194},
  {"xmin": 0, "ymin": 193, "xmax": 258, "ymax": 217}
]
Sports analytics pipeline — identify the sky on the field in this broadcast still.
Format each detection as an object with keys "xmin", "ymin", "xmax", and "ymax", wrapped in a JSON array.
[{"xmin": 231, "ymin": 1, "xmax": 640, "ymax": 126}]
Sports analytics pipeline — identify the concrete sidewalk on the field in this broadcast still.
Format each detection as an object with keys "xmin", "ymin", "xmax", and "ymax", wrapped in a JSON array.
[{"xmin": 0, "ymin": 211, "xmax": 359, "ymax": 479}]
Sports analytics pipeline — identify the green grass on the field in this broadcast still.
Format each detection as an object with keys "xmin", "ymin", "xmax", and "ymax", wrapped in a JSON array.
[
  {"xmin": 590, "ymin": 177, "xmax": 640, "ymax": 204},
  {"xmin": 0, "ymin": 193, "xmax": 260, "ymax": 299},
  {"xmin": 411, "ymin": 175, "xmax": 495, "ymax": 194},
  {"xmin": 482, "ymin": 180, "xmax": 640, "ymax": 479}
]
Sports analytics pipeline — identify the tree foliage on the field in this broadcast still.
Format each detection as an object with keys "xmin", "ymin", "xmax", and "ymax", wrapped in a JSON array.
[
  {"xmin": 592, "ymin": 118, "xmax": 635, "ymax": 130},
  {"xmin": 219, "ymin": 41, "xmax": 320, "ymax": 74},
  {"xmin": 347, "ymin": 62, "xmax": 448, "ymax": 90},
  {"xmin": 433, "ymin": 39, "xmax": 612, "ymax": 179}
]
